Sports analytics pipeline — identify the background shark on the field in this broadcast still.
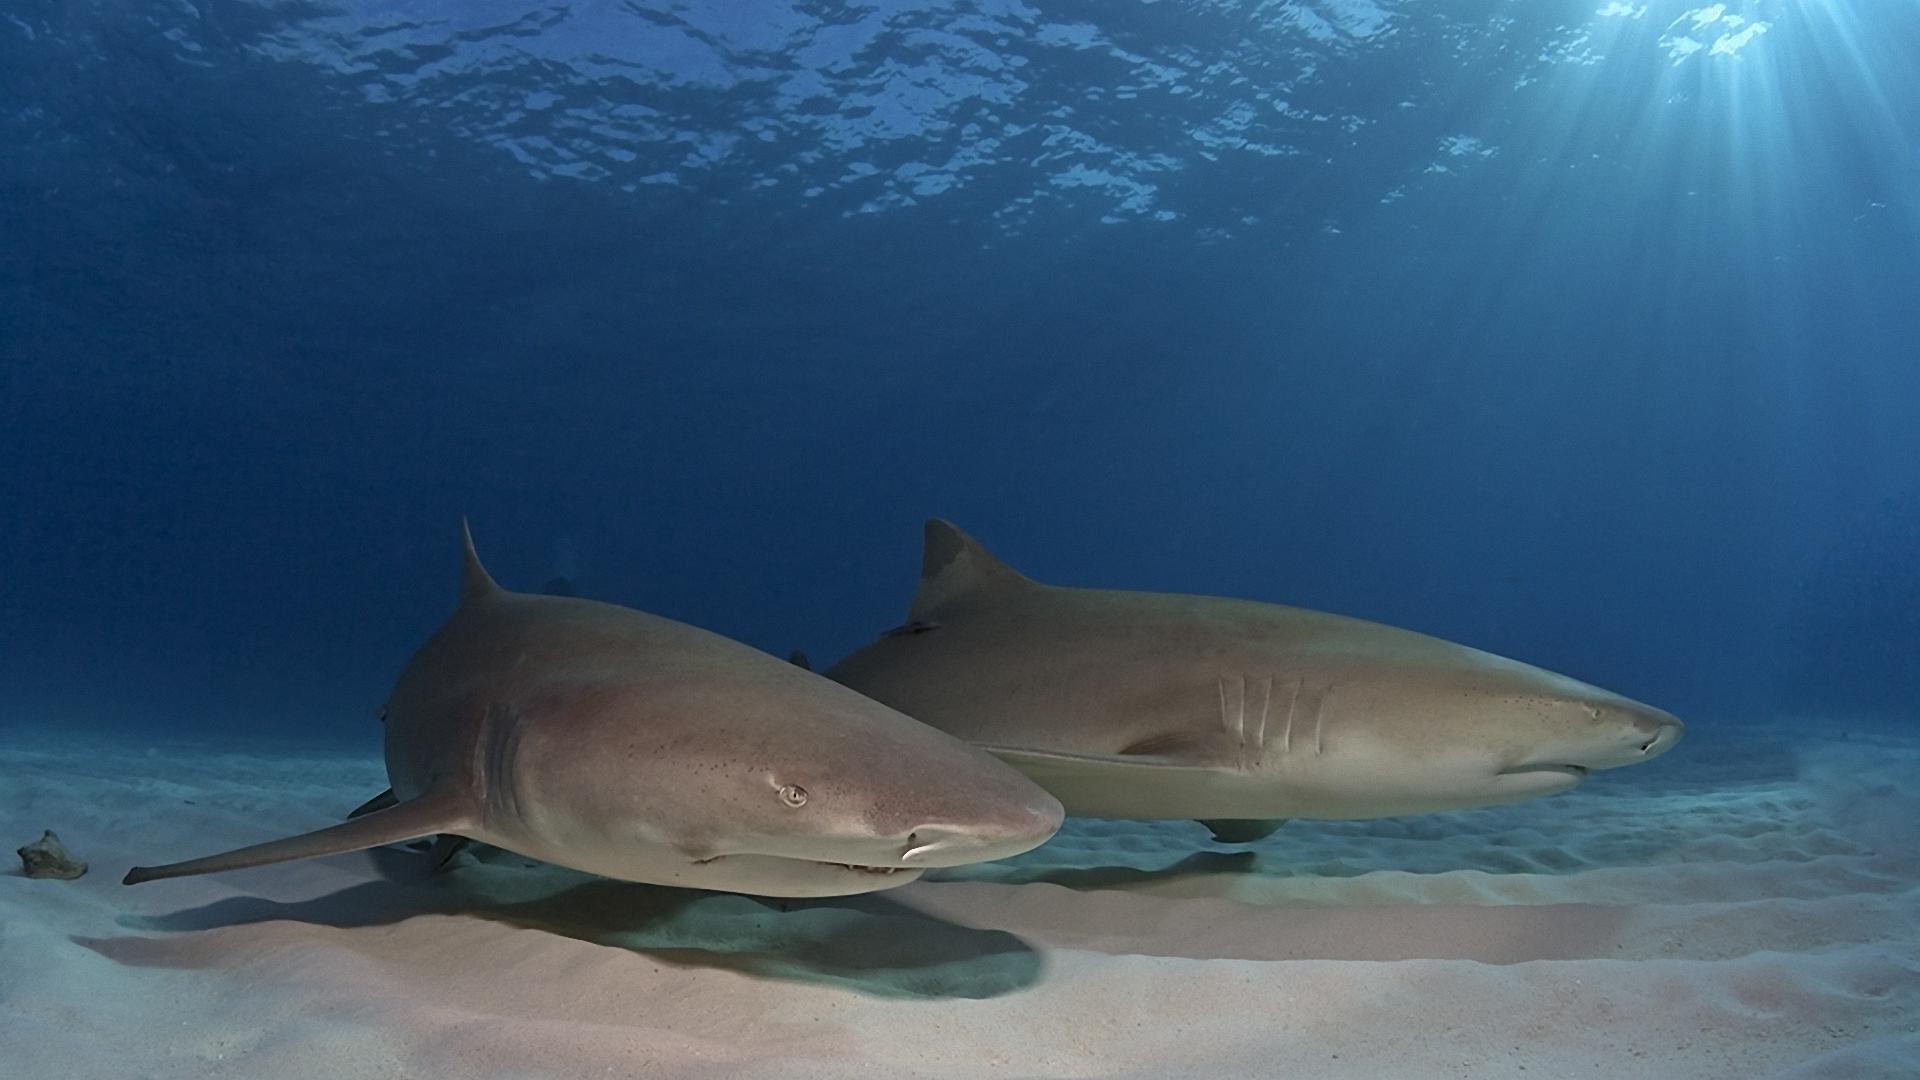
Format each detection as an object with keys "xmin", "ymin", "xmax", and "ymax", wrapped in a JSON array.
[{"xmin": 828, "ymin": 520, "xmax": 1682, "ymax": 840}]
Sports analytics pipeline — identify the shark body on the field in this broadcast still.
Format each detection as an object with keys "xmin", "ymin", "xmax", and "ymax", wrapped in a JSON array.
[
  {"xmin": 125, "ymin": 523, "xmax": 1063, "ymax": 895},
  {"xmin": 827, "ymin": 520, "xmax": 1682, "ymax": 835}
]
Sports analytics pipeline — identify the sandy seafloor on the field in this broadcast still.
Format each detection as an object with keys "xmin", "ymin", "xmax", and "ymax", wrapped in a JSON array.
[{"xmin": 3, "ymin": 722, "xmax": 1917, "ymax": 1080}]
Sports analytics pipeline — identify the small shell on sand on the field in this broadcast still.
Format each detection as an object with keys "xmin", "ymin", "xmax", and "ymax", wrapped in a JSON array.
[{"xmin": 17, "ymin": 830, "xmax": 88, "ymax": 880}]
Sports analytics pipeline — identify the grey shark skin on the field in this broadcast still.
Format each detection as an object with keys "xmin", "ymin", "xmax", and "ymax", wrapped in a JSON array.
[
  {"xmin": 825, "ymin": 520, "xmax": 1683, "ymax": 825},
  {"xmin": 124, "ymin": 524, "xmax": 1063, "ymax": 897}
]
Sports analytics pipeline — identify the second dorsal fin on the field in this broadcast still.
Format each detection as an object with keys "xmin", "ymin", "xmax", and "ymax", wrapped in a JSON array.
[{"xmin": 909, "ymin": 519, "xmax": 1034, "ymax": 621}]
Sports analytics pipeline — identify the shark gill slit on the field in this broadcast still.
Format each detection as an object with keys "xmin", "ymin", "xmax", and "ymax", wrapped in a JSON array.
[
  {"xmin": 1252, "ymin": 675, "xmax": 1273, "ymax": 754},
  {"xmin": 1279, "ymin": 677, "xmax": 1300, "ymax": 755},
  {"xmin": 1217, "ymin": 674, "xmax": 1249, "ymax": 743},
  {"xmin": 1312, "ymin": 685, "xmax": 1331, "ymax": 756},
  {"xmin": 481, "ymin": 701, "xmax": 525, "ymax": 827}
]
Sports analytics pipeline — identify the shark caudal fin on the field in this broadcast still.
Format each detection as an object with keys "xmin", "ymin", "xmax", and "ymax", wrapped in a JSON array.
[
  {"xmin": 122, "ymin": 789, "xmax": 475, "ymax": 885},
  {"xmin": 909, "ymin": 519, "xmax": 1036, "ymax": 622}
]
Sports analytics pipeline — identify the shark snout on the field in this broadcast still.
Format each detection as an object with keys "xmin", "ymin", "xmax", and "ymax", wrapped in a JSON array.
[
  {"xmin": 899, "ymin": 797, "xmax": 1064, "ymax": 867},
  {"xmin": 1498, "ymin": 696, "xmax": 1684, "ymax": 779},
  {"xmin": 1631, "ymin": 707, "xmax": 1684, "ymax": 760},
  {"xmin": 1561, "ymin": 701, "xmax": 1684, "ymax": 771}
]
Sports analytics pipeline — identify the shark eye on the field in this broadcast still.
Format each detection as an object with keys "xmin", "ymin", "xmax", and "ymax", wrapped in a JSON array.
[{"xmin": 777, "ymin": 783, "xmax": 809, "ymax": 808}]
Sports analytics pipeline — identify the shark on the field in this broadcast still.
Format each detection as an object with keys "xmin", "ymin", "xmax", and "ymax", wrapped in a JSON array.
[
  {"xmin": 825, "ymin": 520, "xmax": 1683, "ymax": 842},
  {"xmin": 124, "ymin": 523, "xmax": 1063, "ymax": 896}
]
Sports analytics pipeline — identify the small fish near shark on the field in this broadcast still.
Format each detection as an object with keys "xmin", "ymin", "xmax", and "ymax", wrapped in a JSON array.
[
  {"xmin": 826, "ymin": 520, "xmax": 1683, "ymax": 843},
  {"xmin": 124, "ymin": 523, "xmax": 1063, "ymax": 897}
]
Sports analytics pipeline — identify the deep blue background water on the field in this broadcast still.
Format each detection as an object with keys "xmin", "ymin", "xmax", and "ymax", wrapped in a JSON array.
[{"xmin": 2, "ymin": 0, "xmax": 1915, "ymax": 741}]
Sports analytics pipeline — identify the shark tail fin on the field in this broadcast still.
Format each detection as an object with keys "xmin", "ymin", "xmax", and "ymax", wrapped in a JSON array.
[
  {"xmin": 122, "ymin": 788, "xmax": 475, "ymax": 886},
  {"xmin": 460, "ymin": 517, "xmax": 504, "ymax": 604},
  {"xmin": 910, "ymin": 519, "xmax": 1034, "ymax": 621}
]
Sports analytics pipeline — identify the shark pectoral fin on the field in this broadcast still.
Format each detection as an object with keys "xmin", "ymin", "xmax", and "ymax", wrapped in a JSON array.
[
  {"xmin": 980, "ymin": 745, "xmax": 1203, "ymax": 770},
  {"xmin": 346, "ymin": 788, "xmax": 398, "ymax": 820},
  {"xmin": 983, "ymin": 745, "xmax": 1221, "ymax": 776},
  {"xmin": 978, "ymin": 745, "xmax": 1233, "ymax": 819},
  {"xmin": 1117, "ymin": 730, "xmax": 1231, "ymax": 761},
  {"xmin": 122, "ymin": 789, "xmax": 475, "ymax": 886},
  {"xmin": 1198, "ymin": 819, "xmax": 1286, "ymax": 844}
]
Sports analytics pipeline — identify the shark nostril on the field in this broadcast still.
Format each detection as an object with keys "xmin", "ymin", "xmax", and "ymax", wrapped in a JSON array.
[
  {"xmin": 901, "ymin": 829, "xmax": 950, "ymax": 863},
  {"xmin": 1635, "ymin": 718, "xmax": 1682, "ymax": 756}
]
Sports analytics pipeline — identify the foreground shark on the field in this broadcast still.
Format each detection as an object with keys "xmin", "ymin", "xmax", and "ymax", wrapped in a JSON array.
[
  {"xmin": 826, "ymin": 520, "xmax": 1682, "ymax": 841},
  {"xmin": 125, "ymin": 524, "xmax": 1063, "ymax": 896}
]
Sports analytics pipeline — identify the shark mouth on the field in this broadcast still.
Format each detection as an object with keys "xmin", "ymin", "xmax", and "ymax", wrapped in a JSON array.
[
  {"xmin": 692, "ymin": 855, "xmax": 910, "ymax": 876},
  {"xmin": 1499, "ymin": 764, "xmax": 1590, "ymax": 779}
]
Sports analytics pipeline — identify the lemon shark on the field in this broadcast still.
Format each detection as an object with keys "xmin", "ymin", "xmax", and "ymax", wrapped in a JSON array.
[
  {"xmin": 826, "ymin": 520, "xmax": 1682, "ymax": 842},
  {"xmin": 125, "ymin": 524, "xmax": 1063, "ymax": 896}
]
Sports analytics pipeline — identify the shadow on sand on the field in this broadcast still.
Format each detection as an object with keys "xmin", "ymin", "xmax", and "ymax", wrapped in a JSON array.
[{"xmin": 92, "ymin": 847, "xmax": 1042, "ymax": 1000}]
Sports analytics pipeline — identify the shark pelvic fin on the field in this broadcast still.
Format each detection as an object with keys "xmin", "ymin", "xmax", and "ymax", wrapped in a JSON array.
[{"xmin": 1198, "ymin": 819, "xmax": 1286, "ymax": 844}]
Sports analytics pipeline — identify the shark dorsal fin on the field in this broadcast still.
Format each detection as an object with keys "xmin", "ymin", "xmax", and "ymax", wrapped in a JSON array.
[
  {"xmin": 910, "ymin": 519, "xmax": 1034, "ymax": 621},
  {"xmin": 460, "ymin": 517, "xmax": 504, "ymax": 604}
]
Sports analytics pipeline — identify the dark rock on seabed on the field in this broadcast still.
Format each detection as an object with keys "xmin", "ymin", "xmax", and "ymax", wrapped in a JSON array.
[{"xmin": 17, "ymin": 830, "xmax": 87, "ymax": 880}]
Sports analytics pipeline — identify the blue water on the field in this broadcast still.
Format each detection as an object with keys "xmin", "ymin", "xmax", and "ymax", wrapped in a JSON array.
[{"xmin": 1, "ymin": 0, "xmax": 1915, "ymax": 741}]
